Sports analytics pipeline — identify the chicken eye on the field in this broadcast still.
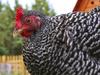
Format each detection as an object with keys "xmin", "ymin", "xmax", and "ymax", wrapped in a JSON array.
[{"xmin": 26, "ymin": 18, "xmax": 31, "ymax": 24}]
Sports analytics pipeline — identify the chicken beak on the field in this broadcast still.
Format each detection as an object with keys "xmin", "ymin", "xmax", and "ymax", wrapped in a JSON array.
[{"xmin": 13, "ymin": 28, "xmax": 23, "ymax": 38}]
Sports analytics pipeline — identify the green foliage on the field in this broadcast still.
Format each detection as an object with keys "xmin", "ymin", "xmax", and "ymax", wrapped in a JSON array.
[
  {"xmin": 0, "ymin": 3, "xmax": 22, "ymax": 55},
  {"xmin": 32, "ymin": 0, "xmax": 55, "ymax": 16},
  {"xmin": 0, "ymin": 0, "xmax": 55, "ymax": 55}
]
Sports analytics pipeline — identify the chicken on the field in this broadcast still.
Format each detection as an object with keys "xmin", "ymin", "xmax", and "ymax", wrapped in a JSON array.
[{"xmin": 13, "ymin": 6, "xmax": 100, "ymax": 75}]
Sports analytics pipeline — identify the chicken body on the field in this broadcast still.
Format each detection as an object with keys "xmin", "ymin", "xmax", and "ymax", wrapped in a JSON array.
[{"xmin": 17, "ymin": 7, "xmax": 100, "ymax": 75}]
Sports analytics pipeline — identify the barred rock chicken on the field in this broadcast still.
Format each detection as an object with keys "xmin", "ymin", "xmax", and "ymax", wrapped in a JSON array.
[{"xmin": 13, "ymin": 6, "xmax": 100, "ymax": 75}]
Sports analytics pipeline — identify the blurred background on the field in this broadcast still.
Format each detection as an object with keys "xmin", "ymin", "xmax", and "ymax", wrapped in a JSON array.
[{"xmin": 0, "ymin": 0, "xmax": 99, "ymax": 75}]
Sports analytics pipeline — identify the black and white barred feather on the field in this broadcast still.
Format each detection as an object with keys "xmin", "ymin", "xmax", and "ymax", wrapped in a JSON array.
[{"xmin": 22, "ymin": 6, "xmax": 100, "ymax": 75}]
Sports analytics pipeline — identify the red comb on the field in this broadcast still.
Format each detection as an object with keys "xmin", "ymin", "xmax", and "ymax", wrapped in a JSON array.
[
  {"xmin": 16, "ymin": 6, "xmax": 24, "ymax": 21},
  {"xmin": 16, "ymin": 6, "xmax": 24, "ymax": 29}
]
